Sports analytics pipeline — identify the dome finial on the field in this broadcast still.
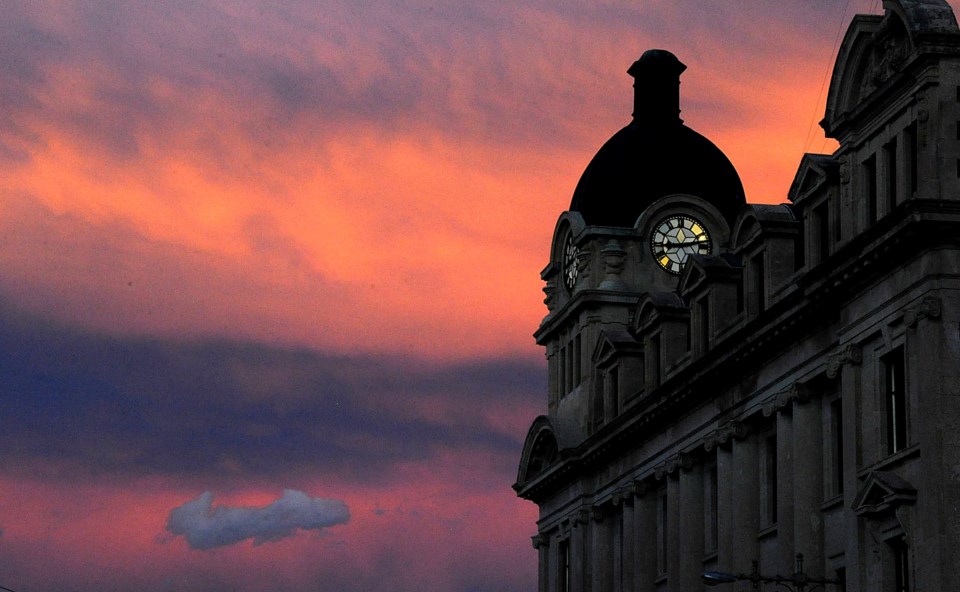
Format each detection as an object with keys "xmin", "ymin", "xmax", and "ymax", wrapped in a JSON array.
[{"xmin": 627, "ymin": 49, "xmax": 687, "ymax": 124}]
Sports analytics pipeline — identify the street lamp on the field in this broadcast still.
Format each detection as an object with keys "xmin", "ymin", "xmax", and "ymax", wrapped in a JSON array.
[{"xmin": 703, "ymin": 554, "xmax": 842, "ymax": 591}]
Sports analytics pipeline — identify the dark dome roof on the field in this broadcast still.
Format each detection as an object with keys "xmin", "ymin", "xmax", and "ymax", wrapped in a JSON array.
[{"xmin": 569, "ymin": 50, "xmax": 746, "ymax": 227}]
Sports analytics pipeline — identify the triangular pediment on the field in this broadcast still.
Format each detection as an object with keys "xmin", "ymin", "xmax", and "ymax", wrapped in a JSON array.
[
  {"xmin": 592, "ymin": 328, "xmax": 640, "ymax": 366},
  {"xmin": 852, "ymin": 470, "xmax": 917, "ymax": 516},
  {"xmin": 789, "ymin": 154, "xmax": 840, "ymax": 204},
  {"xmin": 676, "ymin": 254, "xmax": 739, "ymax": 296},
  {"xmin": 634, "ymin": 291, "xmax": 687, "ymax": 332}
]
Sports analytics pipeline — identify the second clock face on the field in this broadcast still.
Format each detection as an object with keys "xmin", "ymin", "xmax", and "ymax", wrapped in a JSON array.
[
  {"xmin": 651, "ymin": 215, "xmax": 712, "ymax": 274},
  {"xmin": 563, "ymin": 234, "xmax": 580, "ymax": 290}
]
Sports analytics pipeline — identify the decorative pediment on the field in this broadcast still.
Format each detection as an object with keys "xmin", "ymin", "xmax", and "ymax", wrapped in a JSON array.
[
  {"xmin": 676, "ymin": 254, "xmax": 740, "ymax": 296},
  {"xmin": 592, "ymin": 328, "xmax": 641, "ymax": 367},
  {"xmin": 852, "ymin": 470, "xmax": 917, "ymax": 516},
  {"xmin": 634, "ymin": 291, "xmax": 687, "ymax": 332},
  {"xmin": 788, "ymin": 154, "xmax": 841, "ymax": 204},
  {"xmin": 516, "ymin": 415, "xmax": 583, "ymax": 488},
  {"xmin": 823, "ymin": 1, "xmax": 960, "ymax": 137},
  {"xmin": 730, "ymin": 204, "xmax": 798, "ymax": 249}
]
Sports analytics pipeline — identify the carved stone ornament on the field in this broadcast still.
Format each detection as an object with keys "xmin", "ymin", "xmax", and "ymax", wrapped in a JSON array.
[
  {"xmin": 826, "ymin": 343, "xmax": 863, "ymax": 379},
  {"xmin": 654, "ymin": 462, "xmax": 668, "ymax": 481},
  {"xmin": 531, "ymin": 534, "xmax": 549, "ymax": 549},
  {"xmin": 728, "ymin": 420, "xmax": 749, "ymax": 441},
  {"xmin": 903, "ymin": 296, "xmax": 942, "ymax": 328},
  {"xmin": 839, "ymin": 157, "xmax": 850, "ymax": 185},
  {"xmin": 763, "ymin": 385, "xmax": 795, "ymax": 417},
  {"xmin": 573, "ymin": 509, "xmax": 590, "ymax": 527},
  {"xmin": 543, "ymin": 281, "xmax": 557, "ymax": 311},
  {"xmin": 591, "ymin": 505, "xmax": 605, "ymax": 523},
  {"xmin": 702, "ymin": 430, "xmax": 719, "ymax": 452},
  {"xmin": 861, "ymin": 19, "xmax": 908, "ymax": 96},
  {"xmin": 633, "ymin": 479, "xmax": 649, "ymax": 498},
  {"xmin": 703, "ymin": 421, "xmax": 748, "ymax": 450},
  {"xmin": 611, "ymin": 489, "xmax": 623, "ymax": 506},
  {"xmin": 598, "ymin": 239, "xmax": 628, "ymax": 290}
]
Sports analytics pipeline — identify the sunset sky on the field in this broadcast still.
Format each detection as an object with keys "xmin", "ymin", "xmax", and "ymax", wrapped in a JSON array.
[{"xmin": 0, "ymin": 1, "xmax": 941, "ymax": 591}]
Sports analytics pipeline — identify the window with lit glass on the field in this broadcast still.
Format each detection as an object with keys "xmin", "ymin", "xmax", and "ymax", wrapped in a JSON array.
[{"xmin": 883, "ymin": 347, "xmax": 908, "ymax": 455}]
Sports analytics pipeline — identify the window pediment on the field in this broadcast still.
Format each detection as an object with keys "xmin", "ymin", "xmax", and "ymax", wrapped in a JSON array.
[{"xmin": 852, "ymin": 470, "xmax": 917, "ymax": 516}]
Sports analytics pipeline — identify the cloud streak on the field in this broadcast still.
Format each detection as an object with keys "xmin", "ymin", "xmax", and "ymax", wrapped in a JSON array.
[
  {"xmin": 0, "ymin": 294, "xmax": 543, "ymax": 484},
  {"xmin": 166, "ymin": 490, "xmax": 349, "ymax": 549}
]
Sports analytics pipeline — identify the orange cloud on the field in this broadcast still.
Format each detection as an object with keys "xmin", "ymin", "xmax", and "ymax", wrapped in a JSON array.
[{"xmin": 1, "ymin": 0, "xmax": 935, "ymax": 363}]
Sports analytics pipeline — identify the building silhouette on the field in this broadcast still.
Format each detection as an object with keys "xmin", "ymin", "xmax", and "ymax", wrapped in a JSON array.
[{"xmin": 514, "ymin": 1, "xmax": 960, "ymax": 590}]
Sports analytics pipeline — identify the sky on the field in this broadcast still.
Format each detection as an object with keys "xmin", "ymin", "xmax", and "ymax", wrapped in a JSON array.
[{"xmin": 0, "ymin": 1, "xmax": 947, "ymax": 591}]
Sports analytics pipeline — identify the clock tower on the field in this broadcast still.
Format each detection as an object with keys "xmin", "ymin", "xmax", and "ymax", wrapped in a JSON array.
[{"xmin": 533, "ymin": 49, "xmax": 745, "ymax": 430}]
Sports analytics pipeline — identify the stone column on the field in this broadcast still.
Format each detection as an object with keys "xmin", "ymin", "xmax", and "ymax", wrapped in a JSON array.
[
  {"xmin": 792, "ymin": 389, "xmax": 824, "ymax": 573},
  {"xmin": 591, "ymin": 507, "xmax": 613, "ymax": 590},
  {"xmin": 571, "ymin": 511, "xmax": 589, "ymax": 592},
  {"xmin": 678, "ymin": 461, "xmax": 705, "ymax": 591},
  {"xmin": 666, "ymin": 474, "xmax": 681, "ymax": 587},
  {"xmin": 621, "ymin": 494, "xmax": 636, "ymax": 592},
  {"xmin": 611, "ymin": 504, "xmax": 622, "ymax": 589},
  {"xmin": 836, "ymin": 349, "xmax": 862, "ymax": 592},
  {"xmin": 633, "ymin": 483, "xmax": 657, "ymax": 592},
  {"xmin": 776, "ymin": 407, "xmax": 795, "ymax": 575},
  {"xmin": 731, "ymin": 432, "xmax": 760, "ymax": 574},
  {"xmin": 534, "ymin": 534, "xmax": 549, "ymax": 592},
  {"xmin": 716, "ymin": 443, "xmax": 735, "ymax": 568}
]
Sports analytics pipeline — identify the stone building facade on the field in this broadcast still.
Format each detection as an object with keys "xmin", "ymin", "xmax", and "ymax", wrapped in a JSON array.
[{"xmin": 514, "ymin": 2, "xmax": 960, "ymax": 591}]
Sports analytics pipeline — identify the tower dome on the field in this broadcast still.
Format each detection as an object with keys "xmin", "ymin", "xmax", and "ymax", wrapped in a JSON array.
[{"xmin": 569, "ymin": 50, "xmax": 746, "ymax": 227}]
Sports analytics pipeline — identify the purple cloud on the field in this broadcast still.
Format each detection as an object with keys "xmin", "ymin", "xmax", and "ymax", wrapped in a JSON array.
[{"xmin": 166, "ymin": 489, "xmax": 350, "ymax": 550}]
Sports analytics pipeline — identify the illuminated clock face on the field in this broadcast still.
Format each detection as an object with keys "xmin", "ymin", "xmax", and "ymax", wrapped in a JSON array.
[
  {"xmin": 563, "ymin": 234, "xmax": 580, "ymax": 290},
  {"xmin": 650, "ymin": 215, "xmax": 712, "ymax": 274}
]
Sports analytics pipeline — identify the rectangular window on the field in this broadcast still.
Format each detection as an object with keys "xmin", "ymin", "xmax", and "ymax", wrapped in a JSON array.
[
  {"xmin": 736, "ymin": 274, "xmax": 745, "ymax": 314},
  {"xmin": 795, "ymin": 213, "xmax": 806, "ymax": 270},
  {"xmin": 657, "ymin": 486, "xmax": 668, "ymax": 575},
  {"xmin": 558, "ymin": 345, "xmax": 566, "ymax": 395},
  {"xmin": 573, "ymin": 333, "xmax": 581, "ymax": 387},
  {"xmin": 864, "ymin": 154, "xmax": 878, "ymax": 224},
  {"xmin": 649, "ymin": 334, "xmax": 661, "ymax": 388},
  {"xmin": 610, "ymin": 365, "xmax": 620, "ymax": 415},
  {"xmin": 885, "ymin": 138, "xmax": 898, "ymax": 214},
  {"xmin": 593, "ymin": 376, "xmax": 605, "ymax": 430},
  {"xmin": 814, "ymin": 202, "xmax": 830, "ymax": 264},
  {"xmin": 891, "ymin": 536, "xmax": 910, "ymax": 592},
  {"xmin": 752, "ymin": 255, "xmax": 766, "ymax": 314},
  {"xmin": 698, "ymin": 297, "xmax": 710, "ymax": 354},
  {"xmin": 566, "ymin": 342, "xmax": 574, "ymax": 393},
  {"xmin": 761, "ymin": 433, "xmax": 778, "ymax": 526},
  {"xmin": 906, "ymin": 122, "xmax": 918, "ymax": 195},
  {"xmin": 830, "ymin": 398, "xmax": 845, "ymax": 496},
  {"xmin": 558, "ymin": 538, "xmax": 570, "ymax": 592},
  {"xmin": 704, "ymin": 462, "xmax": 719, "ymax": 552},
  {"xmin": 884, "ymin": 347, "xmax": 908, "ymax": 455}
]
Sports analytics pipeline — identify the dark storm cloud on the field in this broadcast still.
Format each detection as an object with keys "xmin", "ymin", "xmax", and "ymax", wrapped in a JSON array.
[
  {"xmin": 165, "ymin": 490, "xmax": 350, "ymax": 549},
  {"xmin": 0, "ymin": 298, "xmax": 543, "ymax": 483}
]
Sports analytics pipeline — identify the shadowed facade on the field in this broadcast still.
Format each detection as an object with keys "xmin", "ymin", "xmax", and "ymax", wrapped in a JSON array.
[{"xmin": 515, "ymin": 1, "xmax": 960, "ymax": 590}]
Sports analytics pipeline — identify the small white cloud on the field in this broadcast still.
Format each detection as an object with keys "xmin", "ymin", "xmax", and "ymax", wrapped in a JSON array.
[{"xmin": 165, "ymin": 489, "xmax": 349, "ymax": 550}]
